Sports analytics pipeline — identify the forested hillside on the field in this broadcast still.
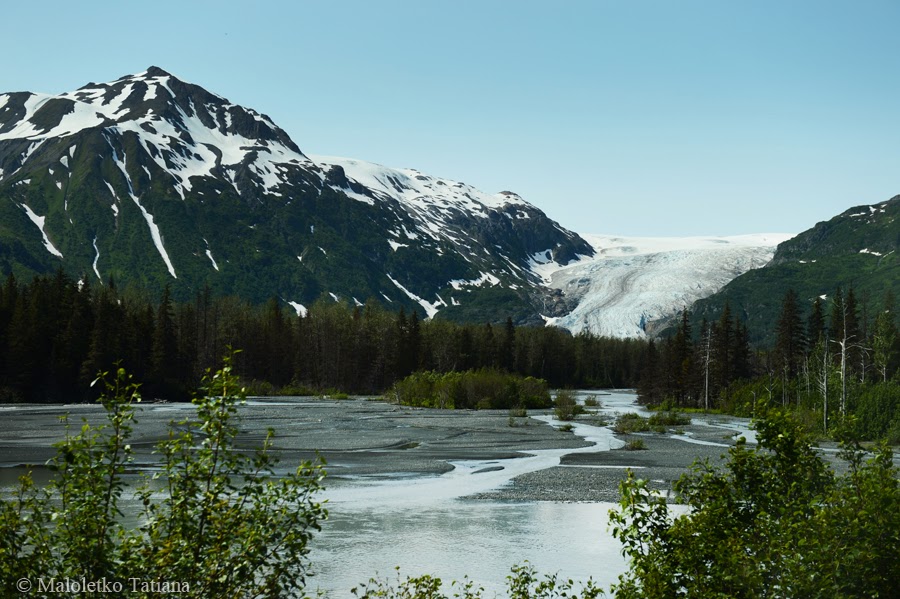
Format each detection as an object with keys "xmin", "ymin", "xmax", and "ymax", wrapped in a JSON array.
[
  {"xmin": 640, "ymin": 288, "xmax": 900, "ymax": 441},
  {"xmin": 3, "ymin": 271, "xmax": 896, "ymax": 442},
  {"xmin": 691, "ymin": 196, "xmax": 899, "ymax": 345},
  {"xmin": 0, "ymin": 271, "xmax": 645, "ymax": 403}
]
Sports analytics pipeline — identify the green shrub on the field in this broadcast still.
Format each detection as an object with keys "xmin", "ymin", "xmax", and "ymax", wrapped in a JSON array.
[
  {"xmin": 559, "ymin": 424, "xmax": 575, "ymax": 432},
  {"xmin": 583, "ymin": 397, "xmax": 601, "ymax": 408},
  {"xmin": 613, "ymin": 412, "xmax": 651, "ymax": 434},
  {"xmin": 554, "ymin": 389, "xmax": 583, "ymax": 421},
  {"xmin": 389, "ymin": 370, "xmax": 551, "ymax": 410},
  {"xmin": 647, "ymin": 410, "xmax": 690, "ymax": 426},
  {"xmin": 352, "ymin": 562, "xmax": 605, "ymax": 598},
  {"xmin": 0, "ymin": 355, "xmax": 327, "ymax": 598},
  {"xmin": 624, "ymin": 439, "xmax": 647, "ymax": 450},
  {"xmin": 509, "ymin": 405, "xmax": 528, "ymax": 418},
  {"xmin": 611, "ymin": 413, "xmax": 900, "ymax": 598}
]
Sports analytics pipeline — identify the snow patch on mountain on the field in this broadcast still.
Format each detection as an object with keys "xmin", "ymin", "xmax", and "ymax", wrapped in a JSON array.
[
  {"xmin": 542, "ymin": 234, "xmax": 794, "ymax": 338},
  {"xmin": 105, "ymin": 147, "xmax": 176, "ymax": 279},
  {"xmin": 450, "ymin": 272, "xmax": 500, "ymax": 290},
  {"xmin": 92, "ymin": 236, "xmax": 101, "ymax": 281},
  {"xmin": 288, "ymin": 301, "xmax": 308, "ymax": 317},
  {"xmin": 20, "ymin": 204, "xmax": 63, "ymax": 258},
  {"xmin": 310, "ymin": 155, "xmax": 527, "ymax": 214},
  {"xmin": 203, "ymin": 238, "xmax": 219, "ymax": 271},
  {"xmin": 387, "ymin": 273, "xmax": 446, "ymax": 319},
  {"xmin": 0, "ymin": 69, "xmax": 319, "ymax": 197}
]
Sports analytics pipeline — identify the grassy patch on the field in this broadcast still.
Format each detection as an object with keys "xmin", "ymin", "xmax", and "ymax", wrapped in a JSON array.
[
  {"xmin": 624, "ymin": 439, "xmax": 647, "ymax": 451},
  {"xmin": 508, "ymin": 405, "xmax": 528, "ymax": 418}
]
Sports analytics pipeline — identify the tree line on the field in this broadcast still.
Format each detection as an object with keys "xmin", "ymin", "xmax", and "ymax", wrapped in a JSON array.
[
  {"xmin": 3, "ymin": 271, "xmax": 897, "ymax": 440},
  {"xmin": 638, "ymin": 287, "xmax": 900, "ymax": 440},
  {"xmin": 0, "ymin": 271, "xmax": 648, "ymax": 403}
]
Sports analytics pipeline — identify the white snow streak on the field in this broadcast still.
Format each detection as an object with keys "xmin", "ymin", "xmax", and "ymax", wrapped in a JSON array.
[
  {"xmin": 107, "ymin": 142, "xmax": 177, "ymax": 278},
  {"xmin": 449, "ymin": 271, "xmax": 500, "ymax": 290},
  {"xmin": 21, "ymin": 204, "xmax": 63, "ymax": 258},
  {"xmin": 203, "ymin": 238, "xmax": 219, "ymax": 271},
  {"xmin": 92, "ymin": 236, "xmax": 102, "ymax": 281},
  {"xmin": 288, "ymin": 301, "xmax": 308, "ymax": 317},
  {"xmin": 386, "ymin": 274, "xmax": 445, "ymax": 319}
]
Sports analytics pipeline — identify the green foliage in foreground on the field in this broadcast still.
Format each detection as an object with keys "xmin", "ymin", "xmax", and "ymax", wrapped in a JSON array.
[
  {"xmin": 351, "ymin": 563, "xmax": 606, "ymax": 598},
  {"xmin": 610, "ymin": 413, "xmax": 900, "ymax": 598},
  {"xmin": 0, "ymin": 355, "xmax": 327, "ymax": 598},
  {"xmin": 388, "ymin": 369, "xmax": 551, "ymax": 410}
]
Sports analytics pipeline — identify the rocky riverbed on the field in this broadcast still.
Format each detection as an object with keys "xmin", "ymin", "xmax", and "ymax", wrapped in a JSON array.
[{"xmin": 0, "ymin": 391, "xmax": 782, "ymax": 503}]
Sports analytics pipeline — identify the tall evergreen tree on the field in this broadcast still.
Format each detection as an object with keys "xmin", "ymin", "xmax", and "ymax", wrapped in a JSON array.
[
  {"xmin": 501, "ymin": 317, "xmax": 516, "ymax": 373},
  {"xmin": 150, "ymin": 285, "xmax": 180, "ymax": 398},
  {"xmin": 672, "ymin": 309, "xmax": 696, "ymax": 406},
  {"xmin": 872, "ymin": 295, "xmax": 898, "ymax": 383},
  {"xmin": 775, "ymin": 289, "xmax": 807, "ymax": 381},
  {"xmin": 807, "ymin": 296, "xmax": 826, "ymax": 347}
]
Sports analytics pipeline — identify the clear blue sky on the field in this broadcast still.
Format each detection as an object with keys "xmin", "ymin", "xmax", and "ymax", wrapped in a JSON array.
[{"xmin": 4, "ymin": 1, "xmax": 900, "ymax": 236}]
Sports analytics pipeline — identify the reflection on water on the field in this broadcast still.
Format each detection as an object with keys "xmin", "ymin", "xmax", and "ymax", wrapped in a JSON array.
[
  {"xmin": 308, "ymin": 500, "xmax": 624, "ymax": 597},
  {"xmin": 1, "ymin": 391, "xmax": 650, "ymax": 596},
  {"xmin": 306, "ymin": 392, "xmax": 645, "ymax": 596}
]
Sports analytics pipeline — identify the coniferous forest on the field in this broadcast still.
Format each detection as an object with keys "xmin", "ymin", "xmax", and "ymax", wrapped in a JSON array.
[
  {"xmin": 0, "ymin": 271, "xmax": 645, "ymax": 403},
  {"xmin": 638, "ymin": 289, "xmax": 900, "ymax": 442},
  {"xmin": 1, "ymin": 270, "xmax": 897, "ymax": 441}
]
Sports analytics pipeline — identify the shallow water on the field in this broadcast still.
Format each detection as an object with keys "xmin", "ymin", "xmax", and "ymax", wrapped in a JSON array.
[
  {"xmin": 306, "ymin": 391, "xmax": 645, "ymax": 596},
  {"xmin": 308, "ymin": 500, "xmax": 624, "ymax": 596},
  {"xmin": 0, "ymin": 390, "xmax": 651, "ymax": 596}
]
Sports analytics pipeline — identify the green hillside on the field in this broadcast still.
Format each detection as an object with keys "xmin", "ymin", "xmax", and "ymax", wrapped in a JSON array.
[{"xmin": 691, "ymin": 196, "xmax": 899, "ymax": 346}]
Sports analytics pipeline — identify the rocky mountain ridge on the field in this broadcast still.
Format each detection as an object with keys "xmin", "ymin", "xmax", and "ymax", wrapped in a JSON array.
[
  {"xmin": 0, "ymin": 67, "xmax": 808, "ymax": 335},
  {"xmin": 0, "ymin": 67, "xmax": 591, "ymax": 324}
]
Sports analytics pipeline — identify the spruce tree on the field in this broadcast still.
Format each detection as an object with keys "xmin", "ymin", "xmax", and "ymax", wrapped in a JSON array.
[
  {"xmin": 150, "ymin": 285, "xmax": 180, "ymax": 399},
  {"xmin": 501, "ymin": 317, "xmax": 516, "ymax": 372},
  {"xmin": 807, "ymin": 296, "xmax": 826, "ymax": 346},
  {"xmin": 775, "ymin": 289, "xmax": 807, "ymax": 381}
]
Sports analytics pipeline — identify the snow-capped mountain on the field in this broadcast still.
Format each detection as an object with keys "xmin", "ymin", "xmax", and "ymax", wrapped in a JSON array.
[
  {"xmin": 539, "ymin": 234, "xmax": 793, "ymax": 338},
  {"xmin": 0, "ymin": 67, "xmax": 591, "ymax": 324}
]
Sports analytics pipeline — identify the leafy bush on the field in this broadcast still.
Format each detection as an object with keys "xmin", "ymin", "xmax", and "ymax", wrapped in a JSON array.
[
  {"xmin": 624, "ymin": 439, "xmax": 647, "ymax": 451},
  {"xmin": 389, "ymin": 370, "xmax": 551, "ymax": 410},
  {"xmin": 553, "ymin": 389, "xmax": 583, "ymax": 421},
  {"xmin": 0, "ymin": 356, "xmax": 327, "ymax": 598},
  {"xmin": 613, "ymin": 413, "xmax": 651, "ymax": 434},
  {"xmin": 647, "ymin": 411, "xmax": 690, "ymax": 427},
  {"xmin": 508, "ymin": 405, "xmax": 528, "ymax": 418},
  {"xmin": 583, "ymin": 397, "xmax": 601, "ymax": 408},
  {"xmin": 351, "ymin": 563, "xmax": 605, "ymax": 598},
  {"xmin": 850, "ymin": 381, "xmax": 900, "ymax": 442},
  {"xmin": 610, "ymin": 413, "xmax": 900, "ymax": 598}
]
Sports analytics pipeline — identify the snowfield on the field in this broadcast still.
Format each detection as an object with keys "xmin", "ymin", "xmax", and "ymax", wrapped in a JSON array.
[{"xmin": 542, "ymin": 233, "xmax": 795, "ymax": 338}]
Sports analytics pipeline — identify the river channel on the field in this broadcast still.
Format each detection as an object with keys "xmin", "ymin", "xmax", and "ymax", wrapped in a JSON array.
[{"xmin": 0, "ymin": 391, "xmax": 753, "ymax": 596}]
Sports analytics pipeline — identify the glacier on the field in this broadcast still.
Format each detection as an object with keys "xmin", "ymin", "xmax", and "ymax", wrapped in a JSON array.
[{"xmin": 540, "ymin": 233, "xmax": 794, "ymax": 338}]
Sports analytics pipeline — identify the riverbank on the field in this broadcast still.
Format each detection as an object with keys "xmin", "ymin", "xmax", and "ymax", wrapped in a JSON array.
[{"xmin": 0, "ymin": 392, "xmax": 764, "ymax": 503}]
